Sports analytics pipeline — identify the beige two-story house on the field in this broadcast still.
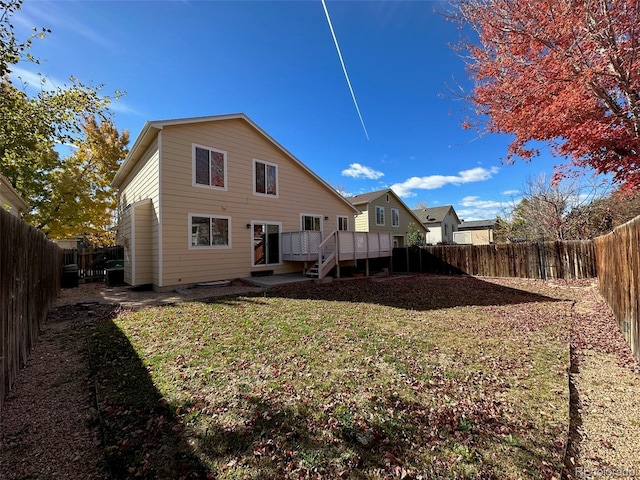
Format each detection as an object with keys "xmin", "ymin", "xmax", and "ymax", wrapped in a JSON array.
[{"xmin": 111, "ymin": 113, "xmax": 370, "ymax": 291}]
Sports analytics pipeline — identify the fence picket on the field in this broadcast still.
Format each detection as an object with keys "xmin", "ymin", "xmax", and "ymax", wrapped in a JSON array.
[
  {"xmin": 394, "ymin": 240, "xmax": 596, "ymax": 280},
  {"xmin": 595, "ymin": 216, "xmax": 640, "ymax": 362},
  {"xmin": 1, "ymin": 209, "xmax": 61, "ymax": 412}
]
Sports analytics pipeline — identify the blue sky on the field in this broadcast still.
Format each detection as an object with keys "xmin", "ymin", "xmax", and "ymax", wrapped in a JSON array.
[{"xmin": 11, "ymin": 0, "xmax": 569, "ymax": 220}]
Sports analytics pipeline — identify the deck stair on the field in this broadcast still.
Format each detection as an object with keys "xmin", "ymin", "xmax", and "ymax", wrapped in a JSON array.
[{"xmin": 282, "ymin": 230, "xmax": 392, "ymax": 280}]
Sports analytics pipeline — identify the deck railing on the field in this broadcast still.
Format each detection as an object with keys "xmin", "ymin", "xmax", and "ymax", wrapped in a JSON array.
[
  {"xmin": 281, "ymin": 231, "xmax": 323, "ymax": 262},
  {"xmin": 282, "ymin": 230, "xmax": 393, "ymax": 279}
]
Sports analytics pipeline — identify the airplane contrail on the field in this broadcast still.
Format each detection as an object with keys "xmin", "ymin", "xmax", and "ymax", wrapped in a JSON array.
[{"xmin": 321, "ymin": 0, "xmax": 370, "ymax": 141}]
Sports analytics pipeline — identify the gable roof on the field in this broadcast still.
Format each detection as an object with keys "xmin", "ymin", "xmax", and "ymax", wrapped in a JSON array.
[
  {"xmin": 0, "ymin": 173, "xmax": 29, "ymax": 214},
  {"xmin": 412, "ymin": 205, "xmax": 460, "ymax": 225},
  {"xmin": 111, "ymin": 113, "xmax": 358, "ymax": 213},
  {"xmin": 347, "ymin": 188, "xmax": 428, "ymax": 231},
  {"xmin": 458, "ymin": 219, "xmax": 496, "ymax": 230},
  {"xmin": 348, "ymin": 190, "xmax": 389, "ymax": 206}
]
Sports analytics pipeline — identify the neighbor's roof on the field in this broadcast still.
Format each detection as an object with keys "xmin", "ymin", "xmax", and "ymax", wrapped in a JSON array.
[
  {"xmin": 411, "ymin": 205, "xmax": 460, "ymax": 224},
  {"xmin": 111, "ymin": 113, "xmax": 358, "ymax": 213},
  {"xmin": 458, "ymin": 219, "xmax": 497, "ymax": 230},
  {"xmin": 347, "ymin": 189, "xmax": 389, "ymax": 206},
  {"xmin": 0, "ymin": 173, "xmax": 29, "ymax": 213},
  {"xmin": 347, "ymin": 188, "xmax": 428, "ymax": 231}
]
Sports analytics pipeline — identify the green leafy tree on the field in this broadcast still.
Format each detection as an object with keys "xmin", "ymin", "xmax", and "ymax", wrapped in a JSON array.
[
  {"xmin": 0, "ymin": 0, "xmax": 49, "ymax": 77},
  {"xmin": 25, "ymin": 117, "xmax": 129, "ymax": 242},
  {"xmin": 0, "ymin": 0, "xmax": 127, "ymax": 241},
  {"xmin": 406, "ymin": 222, "xmax": 425, "ymax": 247}
]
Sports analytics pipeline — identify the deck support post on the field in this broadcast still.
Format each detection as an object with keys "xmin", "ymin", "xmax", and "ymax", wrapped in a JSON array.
[{"xmin": 366, "ymin": 258, "xmax": 370, "ymax": 277}]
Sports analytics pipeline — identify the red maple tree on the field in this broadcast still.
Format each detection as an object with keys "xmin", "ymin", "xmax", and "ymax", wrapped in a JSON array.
[{"xmin": 455, "ymin": 0, "xmax": 640, "ymax": 189}]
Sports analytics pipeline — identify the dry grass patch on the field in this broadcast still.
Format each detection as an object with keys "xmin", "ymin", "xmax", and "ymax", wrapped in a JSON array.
[{"xmin": 91, "ymin": 275, "xmax": 572, "ymax": 479}]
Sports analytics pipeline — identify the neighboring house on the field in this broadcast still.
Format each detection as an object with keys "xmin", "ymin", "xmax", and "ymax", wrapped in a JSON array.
[
  {"xmin": 0, "ymin": 173, "xmax": 29, "ymax": 217},
  {"xmin": 111, "ymin": 113, "xmax": 390, "ymax": 291},
  {"xmin": 454, "ymin": 219, "xmax": 497, "ymax": 245},
  {"xmin": 347, "ymin": 189, "xmax": 428, "ymax": 247},
  {"xmin": 54, "ymin": 238, "xmax": 81, "ymax": 249},
  {"xmin": 412, "ymin": 205, "xmax": 461, "ymax": 244}
]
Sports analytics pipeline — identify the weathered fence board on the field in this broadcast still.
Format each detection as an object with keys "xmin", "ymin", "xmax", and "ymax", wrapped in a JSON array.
[
  {"xmin": 1, "ymin": 209, "xmax": 61, "ymax": 412},
  {"xmin": 594, "ymin": 216, "xmax": 640, "ymax": 362},
  {"xmin": 394, "ymin": 240, "xmax": 597, "ymax": 280}
]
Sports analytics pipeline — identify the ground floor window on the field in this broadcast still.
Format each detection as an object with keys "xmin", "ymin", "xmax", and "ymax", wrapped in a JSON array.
[
  {"xmin": 190, "ymin": 214, "xmax": 231, "ymax": 248},
  {"xmin": 338, "ymin": 215, "xmax": 349, "ymax": 231},
  {"xmin": 301, "ymin": 214, "xmax": 322, "ymax": 231},
  {"xmin": 253, "ymin": 222, "xmax": 281, "ymax": 265}
]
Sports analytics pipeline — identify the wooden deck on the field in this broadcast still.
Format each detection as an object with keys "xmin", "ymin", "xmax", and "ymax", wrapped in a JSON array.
[{"xmin": 281, "ymin": 231, "xmax": 393, "ymax": 279}]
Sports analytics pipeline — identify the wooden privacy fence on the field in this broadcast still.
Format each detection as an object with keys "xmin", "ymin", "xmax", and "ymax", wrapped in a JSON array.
[
  {"xmin": 0, "ymin": 209, "xmax": 62, "ymax": 412},
  {"xmin": 594, "ymin": 216, "xmax": 640, "ymax": 362},
  {"xmin": 393, "ymin": 240, "xmax": 597, "ymax": 280}
]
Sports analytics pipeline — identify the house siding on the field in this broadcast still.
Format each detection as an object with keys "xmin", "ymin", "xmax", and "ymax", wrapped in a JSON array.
[
  {"xmin": 157, "ymin": 119, "xmax": 355, "ymax": 288},
  {"xmin": 352, "ymin": 192, "xmax": 426, "ymax": 246},
  {"xmin": 426, "ymin": 226, "xmax": 443, "ymax": 245},
  {"xmin": 133, "ymin": 201, "xmax": 153, "ymax": 284},
  {"xmin": 117, "ymin": 139, "xmax": 160, "ymax": 286},
  {"xmin": 0, "ymin": 175, "xmax": 29, "ymax": 217},
  {"xmin": 354, "ymin": 211, "xmax": 369, "ymax": 231}
]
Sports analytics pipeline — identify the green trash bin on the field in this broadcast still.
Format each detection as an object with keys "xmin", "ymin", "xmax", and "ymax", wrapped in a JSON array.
[{"xmin": 106, "ymin": 259, "xmax": 124, "ymax": 269}]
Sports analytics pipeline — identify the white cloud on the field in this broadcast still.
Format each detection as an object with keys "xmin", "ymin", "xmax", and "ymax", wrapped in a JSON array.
[
  {"xmin": 502, "ymin": 189, "xmax": 520, "ymax": 196},
  {"xmin": 459, "ymin": 195, "xmax": 504, "ymax": 209},
  {"xmin": 456, "ymin": 195, "xmax": 512, "ymax": 221},
  {"xmin": 341, "ymin": 163, "xmax": 384, "ymax": 180},
  {"xmin": 9, "ymin": 66, "xmax": 60, "ymax": 92},
  {"xmin": 390, "ymin": 166, "xmax": 499, "ymax": 197}
]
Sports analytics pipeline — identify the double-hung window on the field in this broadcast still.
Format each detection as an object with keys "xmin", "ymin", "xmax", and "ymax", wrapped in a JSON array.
[
  {"xmin": 190, "ymin": 214, "xmax": 231, "ymax": 248},
  {"xmin": 391, "ymin": 208, "xmax": 400, "ymax": 227},
  {"xmin": 193, "ymin": 145, "xmax": 226, "ymax": 189},
  {"xmin": 254, "ymin": 159, "xmax": 278, "ymax": 197},
  {"xmin": 375, "ymin": 206, "xmax": 385, "ymax": 226},
  {"xmin": 337, "ymin": 216, "xmax": 349, "ymax": 231},
  {"xmin": 302, "ymin": 214, "xmax": 322, "ymax": 231}
]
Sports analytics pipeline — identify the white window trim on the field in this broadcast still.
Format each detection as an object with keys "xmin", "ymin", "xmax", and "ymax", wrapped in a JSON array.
[
  {"xmin": 192, "ymin": 144, "xmax": 228, "ymax": 191},
  {"xmin": 300, "ymin": 213, "xmax": 323, "ymax": 232},
  {"xmin": 391, "ymin": 208, "xmax": 400, "ymax": 227},
  {"xmin": 188, "ymin": 213, "xmax": 232, "ymax": 249},
  {"xmin": 337, "ymin": 215, "xmax": 349, "ymax": 231},
  {"xmin": 250, "ymin": 220, "xmax": 283, "ymax": 267},
  {"xmin": 252, "ymin": 158, "xmax": 279, "ymax": 198},
  {"xmin": 375, "ymin": 206, "xmax": 385, "ymax": 226}
]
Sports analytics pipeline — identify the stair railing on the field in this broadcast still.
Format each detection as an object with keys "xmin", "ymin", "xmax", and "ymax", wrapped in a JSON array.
[{"xmin": 317, "ymin": 230, "xmax": 338, "ymax": 279}]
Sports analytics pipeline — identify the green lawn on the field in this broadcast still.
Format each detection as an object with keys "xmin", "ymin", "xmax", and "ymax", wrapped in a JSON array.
[{"xmin": 89, "ymin": 275, "xmax": 571, "ymax": 479}]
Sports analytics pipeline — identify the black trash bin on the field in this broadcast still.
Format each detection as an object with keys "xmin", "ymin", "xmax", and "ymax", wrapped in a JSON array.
[
  {"xmin": 105, "ymin": 259, "xmax": 125, "ymax": 287},
  {"xmin": 62, "ymin": 264, "xmax": 79, "ymax": 288}
]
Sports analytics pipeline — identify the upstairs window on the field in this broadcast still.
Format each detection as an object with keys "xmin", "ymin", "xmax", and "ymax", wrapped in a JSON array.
[
  {"xmin": 375, "ymin": 206, "xmax": 385, "ymax": 226},
  {"xmin": 193, "ymin": 145, "xmax": 226, "ymax": 189},
  {"xmin": 391, "ymin": 208, "xmax": 400, "ymax": 227},
  {"xmin": 254, "ymin": 159, "xmax": 278, "ymax": 197}
]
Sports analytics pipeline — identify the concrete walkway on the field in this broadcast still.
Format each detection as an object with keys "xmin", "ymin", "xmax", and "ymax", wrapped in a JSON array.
[{"xmin": 242, "ymin": 272, "xmax": 315, "ymax": 287}]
